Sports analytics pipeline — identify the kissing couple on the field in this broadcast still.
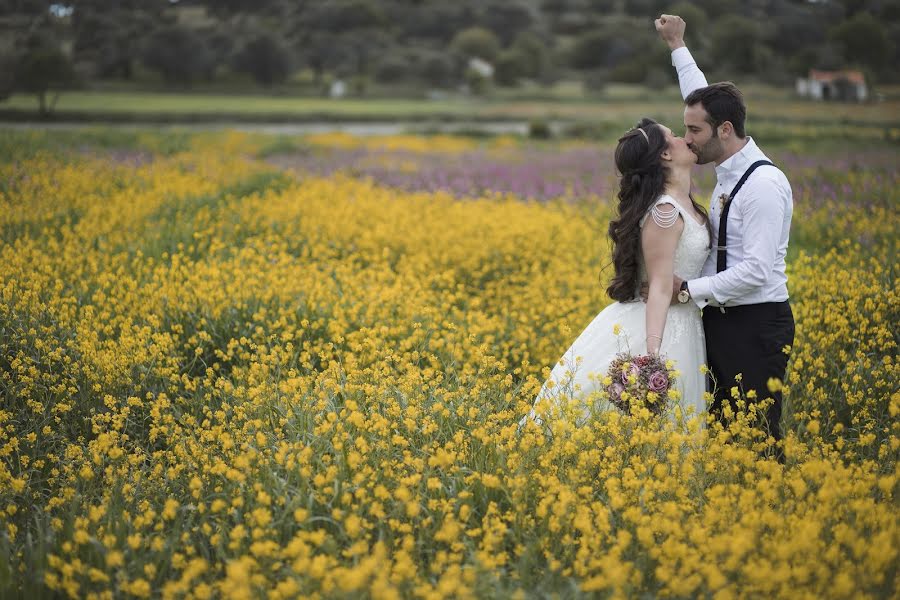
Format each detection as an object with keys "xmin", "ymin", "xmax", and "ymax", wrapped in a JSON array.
[{"xmin": 525, "ymin": 15, "xmax": 795, "ymax": 457}]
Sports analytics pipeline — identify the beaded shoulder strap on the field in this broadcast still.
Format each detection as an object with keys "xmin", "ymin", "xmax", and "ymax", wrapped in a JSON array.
[{"xmin": 647, "ymin": 199, "xmax": 681, "ymax": 229}]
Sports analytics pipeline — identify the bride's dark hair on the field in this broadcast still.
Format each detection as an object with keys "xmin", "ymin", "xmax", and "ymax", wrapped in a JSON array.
[{"xmin": 605, "ymin": 118, "xmax": 710, "ymax": 302}]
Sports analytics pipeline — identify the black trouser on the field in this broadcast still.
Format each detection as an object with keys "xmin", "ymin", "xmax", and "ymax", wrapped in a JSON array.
[{"xmin": 703, "ymin": 301, "xmax": 794, "ymax": 445}]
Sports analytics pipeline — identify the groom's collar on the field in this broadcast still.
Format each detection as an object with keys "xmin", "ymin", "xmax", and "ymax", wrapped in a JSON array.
[{"xmin": 715, "ymin": 137, "xmax": 765, "ymax": 186}]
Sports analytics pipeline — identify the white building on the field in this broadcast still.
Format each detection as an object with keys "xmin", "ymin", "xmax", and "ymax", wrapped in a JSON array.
[
  {"xmin": 796, "ymin": 69, "xmax": 868, "ymax": 102},
  {"xmin": 467, "ymin": 57, "xmax": 495, "ymax": 79}
]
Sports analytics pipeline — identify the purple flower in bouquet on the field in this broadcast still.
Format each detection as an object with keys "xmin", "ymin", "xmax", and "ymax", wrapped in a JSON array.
[
  {"xmin": 608, "ymin": 382, "xmax": 625, "ymax": 402},
  {"xmin": 606, "ymin": 352, "xmax": 677, "ymax": 415},
  {"xmin": 621, "ymin": 363, "xmax": 640, "ymax": 384},
  {"xmin": 648, "ymin": 370, "xmax": 669, "ymax": 393}
]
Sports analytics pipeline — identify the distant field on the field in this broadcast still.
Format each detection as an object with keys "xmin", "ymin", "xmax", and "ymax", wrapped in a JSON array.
[{"xmin": 2, "ymin": 90, "xmax": 899, "ymax": 129}]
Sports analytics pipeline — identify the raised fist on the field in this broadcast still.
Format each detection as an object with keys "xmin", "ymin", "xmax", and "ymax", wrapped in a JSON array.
[{"xmin": 654, "ymin": 14, "xmax": 686, "ymax": 50}]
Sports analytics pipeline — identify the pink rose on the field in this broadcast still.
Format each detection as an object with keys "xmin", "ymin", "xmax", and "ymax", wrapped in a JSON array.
[
  {"xmin": 648, "ymin": 371, "xmax": 669, "ymax": 393},
  {"xmin": 609, "ymin": 382, "xmax": 624, "ymax": 401},
  {"xmin": 621, "ymin": 364, "xmax": 641, "ymax": 384}
]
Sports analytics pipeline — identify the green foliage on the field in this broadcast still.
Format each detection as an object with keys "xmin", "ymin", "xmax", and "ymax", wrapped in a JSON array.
[
  {"xmin": 0, "ymin": 54, "xmax": 16, "ymax": 101},
  {"xmin": 621, "ymin": 0, "xmax": 670, "ymax": 17},
  {"xmin": 511, "ymin": 32, "xmax": 549, "ymax": 80},
  {"xmin": 767, "ymin": 4, "xmax": 825, "ymax": 58},
  {"xmin": 141, "ymin": 26, "xmax": 213, "ymax": 86},
  {"xmin": 666, "ymin": 1, "xmax": 708, "ymax": 36},
  {"xmin": 306, "ymin": 0, "xmax": 386, "ymax": 33},
  {"xmin": 495, "ymin": 49, "xmax": 530, "ymax": 87},
  {"xmin": 233, "ymin": 35, "xmax": 292, "ymax": 87},
  {"xmin": 3, "ymin": 0, "xmax": 900, "ymax": 97},
  {"xmin": 528, "ymin": 119, "xmax": 553, "ymax": 139},
  {"xmin": 374, "ymin": 53, "xmax": 412, "ymax": 84},
  {"xmin": 464, "ymin": 65, "xmax": 492, "ymax": 96},
  {"xmin": 709, "ymin": 14, "xmax": 765, "ymax": 73},
  {"xmin": 13, "ymin": 33, "xmax": 77, "ymax": 115},
  {"xmin": 829, "ymin": 12, "xmax": 891, "ymax": 71},
  {"xmin": 569, "ymin": 30, "xmax": 624, "ymax": 70},
  {"xmin": 419, "ymin": 52, "xmax": 456, "ymax": 88},
  {"xmin": 72, "ymin": 9, "xmax": 151, "ymax": 80},
  {"xmin": 683, "ymin": 0, "xmax": 738, "ymax": 19},
  {"xmin": 480, "ymin": 1, "xmax": 534, "ymax": 46},
  {"xmin": 451, "ymin": 27, "xmax": 501, "ymax": 63}
]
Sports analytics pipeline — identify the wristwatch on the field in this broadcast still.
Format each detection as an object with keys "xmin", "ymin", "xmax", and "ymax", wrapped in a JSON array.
[{"xmin": 677, "ymin": 281, "xmax": 691, "ymax": 304}]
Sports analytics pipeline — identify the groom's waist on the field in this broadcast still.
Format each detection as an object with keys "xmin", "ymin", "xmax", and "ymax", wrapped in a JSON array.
[
  {"xmin": 697, "ymin": 279, "xmax": 789, "ymax": 309},
  {"xmin": 705, "ymin": 300, "xmax": 791, "ymax": 315}
]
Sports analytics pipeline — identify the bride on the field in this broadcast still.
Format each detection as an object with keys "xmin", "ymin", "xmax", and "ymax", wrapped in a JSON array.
[{"xmin": 526, "ymin": 118, "xmax": 711, "ymax": 424}]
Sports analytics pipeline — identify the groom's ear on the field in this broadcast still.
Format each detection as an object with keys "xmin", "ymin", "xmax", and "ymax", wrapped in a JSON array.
[{"xmin": 719, "ymin": 121, "xmax": 735, "ymax": 140}]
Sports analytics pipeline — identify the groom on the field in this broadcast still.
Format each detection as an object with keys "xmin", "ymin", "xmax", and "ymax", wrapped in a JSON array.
[{"xmin": 654, "ymin": 14, "xmax": 795, "ymax": 456}]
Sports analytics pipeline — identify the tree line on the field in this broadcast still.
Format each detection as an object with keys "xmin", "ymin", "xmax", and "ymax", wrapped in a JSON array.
[{"xmin": 1, "ymin": 0, "xmax": 897, "ymax": 113}]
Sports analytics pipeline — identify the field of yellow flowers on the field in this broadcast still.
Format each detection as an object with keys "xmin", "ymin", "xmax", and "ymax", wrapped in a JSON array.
[{"xmin": 0, "ymin": 129, "xmax": 897, "ymax": 599}]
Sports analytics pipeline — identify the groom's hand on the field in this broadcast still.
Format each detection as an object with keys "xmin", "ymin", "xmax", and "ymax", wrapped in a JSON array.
[{"xmin": 655, "ymin": 14, "xmax": 686, "ymax": 50}]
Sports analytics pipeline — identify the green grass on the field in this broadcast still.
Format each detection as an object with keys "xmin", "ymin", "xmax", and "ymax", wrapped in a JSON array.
[
  {"xmin": 0, "ymin": 127, "xmax": 194, "ymax": 162},
  {"xmin": 2, "ymin": 92, "xmax": 485, "ymax": 118},
  {"xmin": 3, "ymin": 90, "xmax": 899, "ymax": 128}
]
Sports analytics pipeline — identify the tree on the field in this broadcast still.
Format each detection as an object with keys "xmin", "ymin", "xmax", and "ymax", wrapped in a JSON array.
[
  {"xmin": 336, "ymin": 29, "xmax": 391, "ymax": 85},
  {"xmin": 510, "ymin": 31, "xmax": 549, "ymax": 79},
  {"xmin": 142, "ymin": 26, "xmax": 212, "ymax": 86},
  {"xmin": 73, "ymin": 12, "xmax": 137, "ymax": 79},
  {"xmin": 418, "ymin": 51, "xmax": 455, "ymax": 88},
  {"xmin": 204, "ymin": 0, "xmax": 278, "ymax": 17},
  {"xmin": 70, "ymin": 0, "xmax": 166, "ymax": 80},
  {"xmin": 450, "ymin": 27, "xmax": 501, "ymax": 63},
  {"xmin": 14, "ymin": 33, "xmax": 77, "ymax": 116},
  {"xmin": 289, "ymin": 0, "xmax": 387, "ymax": 86},
  {"xmin": 709, "ymin": 14, "xmax": 765, "ymax": 73},
  {"xmin": 569, "ymin": 29, "xmax": 635, "ymax": 70},
  {"xmin": 374, "ymin": 53, "xmax": 412, "ymax": 84},
  {"xmin": 620, "ymin": 0, "xmax": 670, "ymax": 17},
  {"xmin": 480, "ymin": 1, "xmax": 534, "ymax": 46},
  {"xmin": 304, "ymin": 0, "xmax": 385, "ymax": 33},
  {"xmin": 769, "ymin": 6, "xmax": 825, "ymax": 58},
  {"xmin": 0, "ymin": 0, "xmax": 51, "ymax": 15},
  {"xmin": 829, "ymin": 12, "xmax": 890, "ymax": 71},
  {"xmin": 667, "ymin": 2, "xmax": 709, "ymax": 45},
  {"xmin": 0, "ymin": 54, "xmax": 15, "ymax": 101},
  {"xmin": 233, "ymin": 34, "xmax": 291, "ymax": 86},
  {"xmin": 685, "ymin": 0, "xmax": 739, "ymax": 20},
  {"xmin": 292, "ymin": 30, "xmax": 337, "ymax": 85},
  {"xmin": 390, "ymin": 3, "xmax": 477, "ymax": 43},
  {"xmin": 495, "ymin": 48, "xmax": 530, "ymax": 86}
]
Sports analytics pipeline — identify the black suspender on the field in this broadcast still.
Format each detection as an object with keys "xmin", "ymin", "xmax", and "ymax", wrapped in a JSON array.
[{"xmin": 717, "ymin": 159, "xmax": 775, "ymax": 273}]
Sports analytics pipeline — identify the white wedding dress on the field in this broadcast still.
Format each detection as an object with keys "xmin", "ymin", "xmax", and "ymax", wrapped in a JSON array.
[{"xmin": 526, "ymin": 195, "xmax": 710, "ymax": 424}]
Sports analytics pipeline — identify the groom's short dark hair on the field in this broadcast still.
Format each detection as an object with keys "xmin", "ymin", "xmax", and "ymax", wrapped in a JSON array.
[{"xmin": 685, "ymin": 82, "xmax": 746, "ymax": 138}]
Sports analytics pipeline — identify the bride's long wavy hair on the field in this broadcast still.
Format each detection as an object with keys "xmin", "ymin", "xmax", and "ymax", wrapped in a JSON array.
[{"xmin": 605, "ymin": 118, "xmax": 710, "ymax": 302}]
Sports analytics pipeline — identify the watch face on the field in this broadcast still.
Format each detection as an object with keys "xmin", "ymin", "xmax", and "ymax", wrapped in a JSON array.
[{"xmin": 678, "ymin": 290, "xmax": 689, "ymax": 303}]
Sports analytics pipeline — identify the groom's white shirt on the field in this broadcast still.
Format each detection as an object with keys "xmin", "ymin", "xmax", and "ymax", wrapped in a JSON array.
[{"xmin": 671, "ymin": 46, "xmax": 793, "ymax": 309}]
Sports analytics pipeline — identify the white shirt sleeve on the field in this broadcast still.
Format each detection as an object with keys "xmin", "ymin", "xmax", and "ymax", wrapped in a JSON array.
[
  {"xmin": 671, "ymin": 46, "xmax": 708, "ymax": 99},
  {"xmin": 687, "ymin": 175, "xmax": 787, "ymax": 306}
]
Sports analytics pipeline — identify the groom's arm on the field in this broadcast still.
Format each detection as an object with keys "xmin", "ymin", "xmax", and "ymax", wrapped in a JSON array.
[
  {"xmin": 686, "ymin": 176, "xmax": 789, "ymax": 308},
  {"xmin": 655, "ymin": 14, "xmax": 708, "ymax": 99}
]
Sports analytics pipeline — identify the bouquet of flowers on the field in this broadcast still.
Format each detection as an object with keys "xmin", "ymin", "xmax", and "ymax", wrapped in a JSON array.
[{"xmin": 605, "ymin": 352, "xmax": 678, "ymax": 415}]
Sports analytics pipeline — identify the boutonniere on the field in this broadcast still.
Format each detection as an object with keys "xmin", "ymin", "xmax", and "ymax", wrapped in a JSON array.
[{"xmin": 717, "ymin": 193, "xmax": 729, "ymax": 210}]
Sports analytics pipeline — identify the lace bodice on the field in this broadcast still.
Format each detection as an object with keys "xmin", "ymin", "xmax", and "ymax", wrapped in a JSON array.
[{"xmin": 637, "ymin": 195, "xmax": 711, "ymax": 286}]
